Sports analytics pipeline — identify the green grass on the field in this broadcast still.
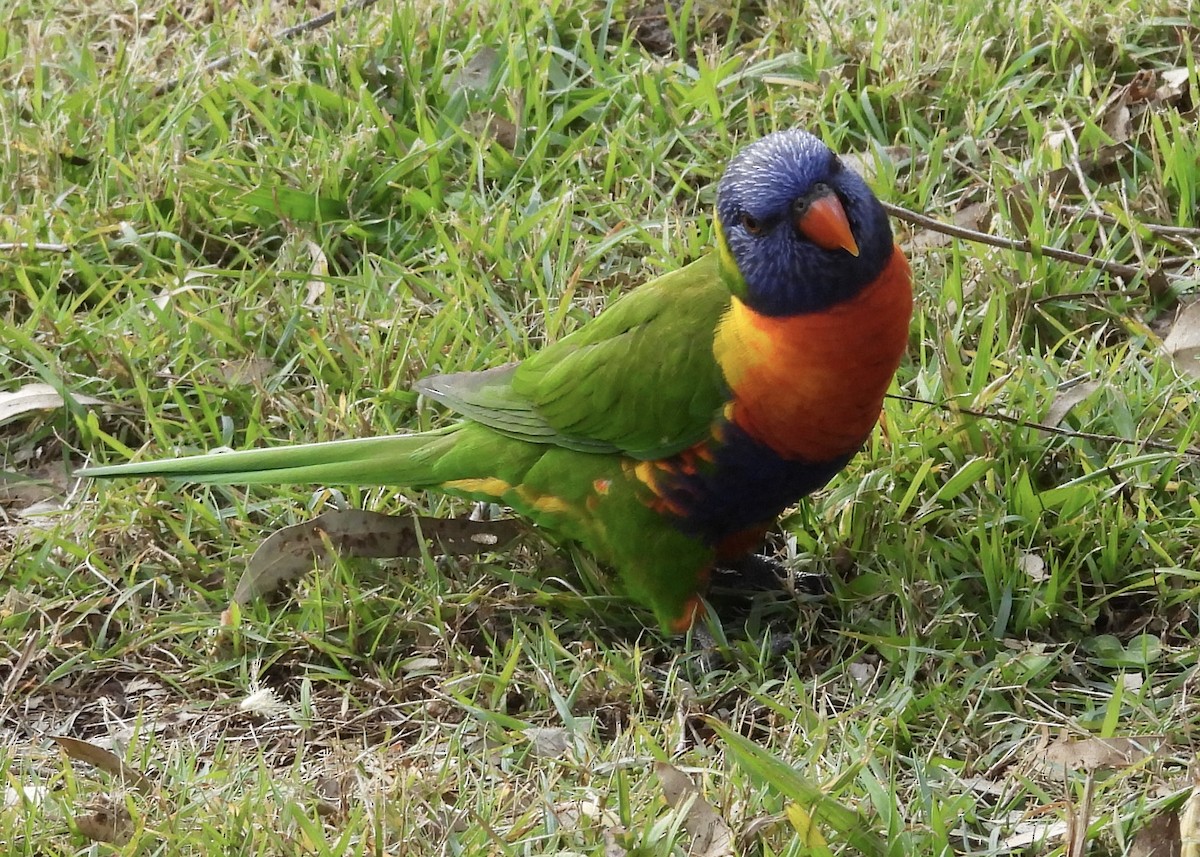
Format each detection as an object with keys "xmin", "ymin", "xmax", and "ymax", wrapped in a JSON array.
[{"xmin": 2, "ymin": 0, "xmax": 1198, "ymax": 853}]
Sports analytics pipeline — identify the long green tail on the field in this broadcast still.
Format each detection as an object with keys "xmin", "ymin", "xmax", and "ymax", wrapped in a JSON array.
[{"xmin": 79, "ymin": 426, "xmax": 467, "ymax": 487}]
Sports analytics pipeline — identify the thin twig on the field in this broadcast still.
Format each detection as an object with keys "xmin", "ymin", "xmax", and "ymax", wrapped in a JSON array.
[
  {"xmin": 881, "ymin": 200, "xmax": 1168, "ymax": 283},
  {"xmin": 153, "ymin": 0, "xmax": 385, "ymax": 97},
  {"xmin": 888, "ymin": 392, "xmax": 1200, "ymax": 458},
  {"xmin": 1056, "ymin": 203, "xmax": 1200, "ymax": 238}
]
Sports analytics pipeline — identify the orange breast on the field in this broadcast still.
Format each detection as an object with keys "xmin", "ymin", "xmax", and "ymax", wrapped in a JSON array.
[{"xmin": 713, "ymin": 246, "xmax": 913, "ymax": 461}]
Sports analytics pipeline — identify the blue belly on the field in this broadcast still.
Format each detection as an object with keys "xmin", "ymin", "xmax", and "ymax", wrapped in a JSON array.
[{"xmin": 654, "ymin": 420, "xmax": 854, "ymax": 545}]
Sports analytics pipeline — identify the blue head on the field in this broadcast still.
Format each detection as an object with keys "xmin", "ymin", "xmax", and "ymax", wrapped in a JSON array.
[{"xmin": 715, "ymin": 129, "xmax": 894, "ymax": 316}]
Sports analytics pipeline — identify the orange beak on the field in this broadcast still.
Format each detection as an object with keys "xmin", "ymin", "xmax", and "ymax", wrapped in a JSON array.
[{"xmin": 795, "ymin": 191, "xmax": 860, "ymax": 256}]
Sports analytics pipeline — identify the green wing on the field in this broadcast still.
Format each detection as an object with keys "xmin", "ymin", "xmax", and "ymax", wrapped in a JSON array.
[{"xmin": 416, "ymin": 254, "xmax": 731, "ymax": 460}]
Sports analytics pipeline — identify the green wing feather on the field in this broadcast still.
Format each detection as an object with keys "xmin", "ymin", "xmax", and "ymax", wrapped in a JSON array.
[{"xmin": 416, "ymin": 254, "xmax": 731, "ymax": 460}]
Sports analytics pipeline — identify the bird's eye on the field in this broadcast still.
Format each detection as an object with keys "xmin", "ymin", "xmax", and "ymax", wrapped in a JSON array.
[{"xmin": 741, "ymin": 213, "xmax": 762, "ymax": 234}]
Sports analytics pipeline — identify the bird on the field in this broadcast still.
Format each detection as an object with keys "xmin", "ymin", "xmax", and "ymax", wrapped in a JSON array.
[{"xmin": 80, "ymin": 129, "xmax": 913, "ymax": 633}]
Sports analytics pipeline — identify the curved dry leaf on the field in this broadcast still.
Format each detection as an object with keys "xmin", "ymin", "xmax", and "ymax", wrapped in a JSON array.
[
  {"xmin": 1180, "ymin": 787, "xmax": 1200, "ymax": 857},
  {"xmin": 446, "ymin": 46, "xmax": 499, "ymax": 94},
  {"xmin": 73, "ymin": 797, "xmax": 133, "ymax": 845},
  {"xmin": 1034, "ymin": 734, "xmax": 1167, "ymax": 775},
  {"xmin": 1017, "ymin": 551, "xmax": 1048, "ymax": 582},
  {"xmin": 232, "ymin": 509, "xmax": 522, "ymax": 605},
  {"xmin": 655, "ymin": 762, "xmax": 734, "ymax": 857},
  {"xmin": 906, "ymin": 201, "xmax": 990, "ymax": 252},
  {"xmin": 1163, "ymin": 301, "xmax": 1200, "ymax": 379},
  {"xmin": 303, "ymin": 239, "xmax": 328, "ymax": 306},
  {"xmin": 217, "ymin": 357, "xmax": 274, "ymax": 386},
  {"xmin": 525, "ymin": 726, "xmax": 571, "ymax": 758},
  {"xmin": 49, "ymin": 735, "xmax": 154, "ymax": 794},
  {"xmin": 0, "ymin": 383, "xmax": 106, "ymax": 427},
  {"xmin": 1045, "ymin": 380, "xmax": 1102, "ymax": 427},
  {"xmin": 1130, "ymin": 810, "xmax": 1181, "ymax": 857}
]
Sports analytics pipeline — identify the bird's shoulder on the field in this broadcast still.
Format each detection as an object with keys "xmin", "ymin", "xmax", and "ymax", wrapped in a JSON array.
[{"xmin": 418, "ymin": 253, "xmax": 732, "ymax": 459}]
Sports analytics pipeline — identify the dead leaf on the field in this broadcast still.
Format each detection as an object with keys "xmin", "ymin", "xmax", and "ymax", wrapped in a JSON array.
[
  {"xmin": 1180, "ymin": 786, "xmax": 1200, "ymax": 857},
  {"xmin": 230, "ymin": 509, "xmax": 523, "ymax": 606},
  {"xmin": 604, "ymin": 826, "xmax": 630, "ymax": 857},
  {"xmin": 464, "ymin": 111, "xmax": 519, "ymax": 151},
  {"xmin": 905, "ymin": 201, "xmax": 990, "ymax": 252},
  {"xmin": 1162, "ymin": 301, "xmax": 1200, "ymax": 379},
  {"xmin": 73, "ymin": 796, "xmax": 133, "ymax": 845},
  {"xmin": 1018, "ymin": 552, "xmax": 1048, "ymax": 582},
  {"xmin": 1130, "ymin": 810, "xmax": 1181, "ymax": 857},
  {"xmin": 840, "ymin": 144, "xmax": 913, "ymax": 183},
  {"xmin": 446, "ymin": 47, "xmax": 499, "ymax": 94},
  {"xmin": 1034, "ymin": 734, "xmax": 1167, "ymax": 776},
  {"xmin": 525, "ymin": 727, "xmax": 571, "ymax": 758},
  {"xmin": 49, "ymin": 735, "xmax": 154, "ymax": 794},
  {"xmin": 655, "ymin": 762, "xmax": 734, "ymax": 857},
  {"xmin": 1157, "ymin": 68, "xmax": 1190, "ymax": 103},
  {"xmin": 0, "ymin": 383, "xmax": 106, "ymax": 427},
  {"xmin": 218, "ymin": 357, "xmax": 274, "ymax": 386},
  {"xmin": 303, "ymin": 239, "xmax": 328, "ymax": 306},
  {"xmin": 1045, "ymin": 380, "xmax": 1102, "ymax": 427},
  {"xmin": 3, "ymin": 784, "xmax": 47, "ymax": 808},
  {"xmin": 997, "ymin": 817, "xmax": 1071, "ymax": 850}
]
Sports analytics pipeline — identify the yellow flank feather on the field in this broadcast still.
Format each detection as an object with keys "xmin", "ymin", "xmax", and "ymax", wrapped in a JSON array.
[
  {"xmin": 516, "ymin": 486, "xmax": 573, "ymax": 516},
  {"xmin": 444, "ymin": 477, "xmax": 512, "ymax": 498},
  {"xmin": 629, "ymin": 460, "xmax": 659, "ymax": 491}
]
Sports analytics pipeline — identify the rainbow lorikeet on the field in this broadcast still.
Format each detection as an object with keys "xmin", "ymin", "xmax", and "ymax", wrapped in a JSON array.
[{"xmin": 81, "ymin": 129, "xmax": 913, "ymax": 633}]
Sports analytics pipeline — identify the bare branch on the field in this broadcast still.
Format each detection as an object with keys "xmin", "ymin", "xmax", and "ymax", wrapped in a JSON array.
[
  {"xmin": 881, "ymin": 200, "xmax": 1181, "ymax": 284},
  {"xmin": 888, "ymin": 392, "xmax": 1200, "ymax": 458},
  {"xmin": 1055, "ymin": 203, "xmax": 1200, "ymax": 238}
]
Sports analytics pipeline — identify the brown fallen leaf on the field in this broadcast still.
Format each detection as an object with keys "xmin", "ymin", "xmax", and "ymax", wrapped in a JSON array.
[
  {"xmin": 997, "ymin": 817, "xmax": 1072, "ymax": 850},
  {"xmin": 1181, "ymin": 786, "xmax": 1200, "ymax": 857},
  {"xmin": 839, "ymin": 144, "xmax": 914, "ymax": 183},
  {"xmin": 1044, "ymin": 379, "xmax": 1102, "ymax": 427},
  {"xmin": 1035, "ymin": 733, "xmax": 1167, "ymax": 776},
  {"xmin": 445, "ymin": 46, "xmax": 499, "ymax": 94},
  {"xmin": 73, "ymin": 796, "xmax": 133, "ymax": 845},
  {"xmin": 49, "ymin": 735, "xmax": 154, "ymax": 794},
  {"xmin": 229, "ymin": 509, "xmax": 523, "ymax": 607},
  {"xmin": 1017, "ymin": 551, "xmax": 1048, "ymax": 583},
  {"xmin": 905, "ymin": 200, "xmax": 990, "ymax": 252},
  {"xmin": 1163, "ymin": 301, "xmax": 1200, "ymax": 380},
  {"xmin": 217, "ymin": 357, "xmax": 274, "ymax": 387},
  {"xmin": 655, "ymin": 762, "xmax": 734, "ymax": 857},
  {"xmin": 1129, "ymin": 810, "xmax": 1181, "ymax": 857},
  {"xmin": 464, "ymin": 111, "xmax": 519, "ymax": 151},
  {"xmin": 303, "ymin": 239, "xmax": 329, "ymax": 306}
]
